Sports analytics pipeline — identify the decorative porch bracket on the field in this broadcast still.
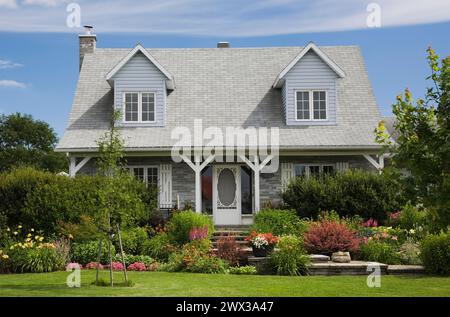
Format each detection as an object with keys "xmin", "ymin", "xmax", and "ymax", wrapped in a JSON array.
[
  {"xmin": 363, "ymin": 154, "xmax": 385, "ymax": 174},
  {"xmin": 238, "ymin": 154, "xmax": 274, "ymax": 213},
  {"xmin": 69, "ymin": 156, "xmax": 92, "ymax": 178},
  {"xmin": 180, "ymin": 153, "xmax": 216, "ymax": 213}
]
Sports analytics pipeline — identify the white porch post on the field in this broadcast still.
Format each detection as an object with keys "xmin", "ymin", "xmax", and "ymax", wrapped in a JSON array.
[
  {"xmin": 253, "ymin": 155, "xmax": 261, "ymax": 213},
  {"xmin": 181, "ymin": 153, "xmax": 215, "ymax": 213},
  {"xmin": 194, "ymin": 154, "xmax": 202, "ymax": 213},
  {"xmin": 363, "ymin": 154, "xmax": 385, "ymax": 174},
  {"xmin": 238, "ymin": 154, "xmax": 273, "ymax": 214},
  {"xmin": 69, "ymin": 156, "xmax": 92, "ymax": 178}
]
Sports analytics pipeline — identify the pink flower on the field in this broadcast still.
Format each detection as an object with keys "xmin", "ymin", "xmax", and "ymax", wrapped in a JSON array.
[
  {"xmin": 363, "ymin": 218, "xmax": 378, "ymax": 227},
  {"xmin": 189, "ymin": 226, "xmax": 209, "ymax": 241},
  {"xmin": 390, "ymin": 211, "xmax": 401, "ymax": 220},
  {"xmin": 66, "ymin": 263, "xmax": 82, "ymax": 270},
  {"xmin": 128, "ymin": 262, "xmax": 146, "ymax": 271},
  {"xmin": 391, "ymin": 236, "xmax": 398, "ymax": 241},
  {"xmin": 104, "ymin": 262, "xmax": 124, "ymax": 271},
  {"xmin": 85, "ymin": 262, "xmax": 103, "ymax": 270}
]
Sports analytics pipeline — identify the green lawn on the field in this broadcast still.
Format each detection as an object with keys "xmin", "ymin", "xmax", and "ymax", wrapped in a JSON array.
[{"xmin": 0, "ymin": 271, "xmax": 449, "ymax": 297}]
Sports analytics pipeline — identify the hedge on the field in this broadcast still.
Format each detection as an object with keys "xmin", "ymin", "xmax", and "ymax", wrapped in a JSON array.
[
  {"xmin": 0, "ymin": 167, "xmax": 157, "ymax": 235},
  {"xmin": 282, "ymin": 169, "xmax": 405, "ymax": 222}
]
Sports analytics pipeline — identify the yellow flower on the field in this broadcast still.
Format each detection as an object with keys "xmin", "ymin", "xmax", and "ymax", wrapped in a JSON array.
[
  {"xmin": 13, "ymin": 231, "xmax": 18, "ymax": 235},
  {"xmin": 35, "ymin": 235, "xmax": 40, "ymax": 240},
  {"xmin": 18, "ymin": 225, "xmax": 22, "ymax": 229},
  {"xmin": 68, "ymin": 234, "xmax": 74, "ymax": 240},
  {"xmin": 27, "ymin": 233, "xmax": 32, "ymax": 237},
  {"xmin": 2, "ymin": 255, "xmax": 9, "ymax": 260},
  {"xmin": 31, "ymin": 228, "xmax": 34, "ymax": 232},
  {"xmin": 6, "ymin": 228, "xmax": 10, "ymax": 232},
  {"xmin": 38, "ymin": 237, "xmax": 44, "ymax": 242}
]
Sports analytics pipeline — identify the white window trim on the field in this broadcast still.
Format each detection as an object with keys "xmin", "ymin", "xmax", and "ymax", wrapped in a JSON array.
[
  {"xmin": 294, "ymin": 90, "xmax": 328, "ymax": 122},
  {"xmin": 127, "ymin": 165, "xmax": 160, "ymax": 187},
  {"xmin": 123, "ymin": 92, "xmax": 156, "ymax": 123},
  {"xmin": 294, "ymin": 163, "xmax": 335, "ymax": 177}
]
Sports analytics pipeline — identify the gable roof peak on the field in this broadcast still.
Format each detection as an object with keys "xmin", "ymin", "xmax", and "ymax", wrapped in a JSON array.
[
  {"xmin": 273, "ymin": 42, "xmax": 346, "ymax": 88},
  {"xmin": 105, "ymin": 43, "xmax": 175, "ymax": 89}
]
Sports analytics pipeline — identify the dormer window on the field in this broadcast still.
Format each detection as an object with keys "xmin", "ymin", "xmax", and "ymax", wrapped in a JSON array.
[
  {"xmin": 295, "ymin": 90, "xmax": 327, "ymax": 121},
  {"xmin": 124, "ymin": 92, "xmax": 155, "ymax": 122}
]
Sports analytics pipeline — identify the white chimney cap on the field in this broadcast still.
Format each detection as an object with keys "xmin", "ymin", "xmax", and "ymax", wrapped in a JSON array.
[{"xmin": 83, "ymin": 25, "xmax": 94, "ymax": 35}]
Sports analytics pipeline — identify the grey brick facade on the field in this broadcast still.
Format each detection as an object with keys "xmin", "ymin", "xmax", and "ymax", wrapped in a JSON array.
[{"xmin": 79, "ymin": 154, "xmax": 374, "ymax": 209}]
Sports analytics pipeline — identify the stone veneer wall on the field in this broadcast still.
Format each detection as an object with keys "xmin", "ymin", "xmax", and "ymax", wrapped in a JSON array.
[{"xmin": 77, "ymin": 155, "xmax": 375, "ymax": 208}]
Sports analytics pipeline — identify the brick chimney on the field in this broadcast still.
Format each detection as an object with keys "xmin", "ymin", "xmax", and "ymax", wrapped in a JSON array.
[{"xmin": 79, "ymin": 25, "xmax": 96, "ymax": 71}]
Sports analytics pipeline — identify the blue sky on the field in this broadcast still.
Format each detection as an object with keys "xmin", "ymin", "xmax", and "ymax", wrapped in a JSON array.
[{"xmin": 0, "ymin": 0, "xmax": 450, "ymax": 137}]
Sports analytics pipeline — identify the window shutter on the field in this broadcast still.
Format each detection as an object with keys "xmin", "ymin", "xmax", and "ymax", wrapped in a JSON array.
[
  {"xmin": 159, "ymin": 164, "xmax": 172, "ymax": 208},
  {"xmin": 281, "ymin": 163, "xmax": 294, "ymax": 190},
  {"xmin": 336, "ymin": 162, "xmax": 349, "ymax": 172}
]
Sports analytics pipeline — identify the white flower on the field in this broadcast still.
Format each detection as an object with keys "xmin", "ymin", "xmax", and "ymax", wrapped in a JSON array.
[{"xmin": 252, "ymin": 236, "xmax": 269, "ymax": 249}]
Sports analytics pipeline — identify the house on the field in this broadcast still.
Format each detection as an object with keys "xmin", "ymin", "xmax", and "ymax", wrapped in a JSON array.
[{"xmin": 56, "ymin": 29, "xmax": 385, "ymax": 225}]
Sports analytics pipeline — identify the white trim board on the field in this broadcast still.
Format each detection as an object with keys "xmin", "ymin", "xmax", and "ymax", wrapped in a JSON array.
[
  {"xmin": 105, "ymin": 44, "xmax": 175, "ymax": 90},
  {"xmin": 273, "ymin": 42, "xmax": 346, "ymax": 88}
]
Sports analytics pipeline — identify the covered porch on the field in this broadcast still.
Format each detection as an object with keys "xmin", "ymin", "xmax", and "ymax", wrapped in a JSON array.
[{"xmin": 67, "ymin": 150, "xmax": 387, "ymax": 226}]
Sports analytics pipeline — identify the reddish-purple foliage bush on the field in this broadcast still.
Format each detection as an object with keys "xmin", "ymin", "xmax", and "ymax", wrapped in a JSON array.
[
  {"xmin": 189, "ymin": 226, "xmax": 209, "ymax": 241},
  {"xmin": 216, "ymin": 235, "xmax": 240, "ymax": 266},
  {"xmin": 85, "ymin": 262, "xmax": 103, "ymax": 270},
  {"xmin": 127, "ymin": 262, "xmax": 146, "ymax": 271},
  {"xmin": 304, "ymin": 221, "xmax": 360, "ymax": 255}
]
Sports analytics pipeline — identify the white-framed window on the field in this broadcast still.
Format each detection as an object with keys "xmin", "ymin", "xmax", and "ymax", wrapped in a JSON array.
[
  {"xmin": 294, "ymin": 164, "xmax": 335, "ymax": 177},
  {"xmin": 124, "ymin": 92, "xmax": 155, "ymax": 123},
  {"xmin": 295, "ymin": 90, "xmax": 327, "ymax": 121},
  {"xmin": 128, "ymin": 166, "xmax": 159, "ymax": 187}
]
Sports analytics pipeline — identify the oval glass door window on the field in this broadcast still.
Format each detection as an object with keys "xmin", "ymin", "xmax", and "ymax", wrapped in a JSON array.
[{"xmin": 218, "ymin": 168, "xmax": 236, "ymax": 207}]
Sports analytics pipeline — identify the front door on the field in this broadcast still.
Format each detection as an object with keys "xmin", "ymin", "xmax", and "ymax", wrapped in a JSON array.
[{"xmin": 213, "ymin": 165, "xmax": 241, "ymax": 225}]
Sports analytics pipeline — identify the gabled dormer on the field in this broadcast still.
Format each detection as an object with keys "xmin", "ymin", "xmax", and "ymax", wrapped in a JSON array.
[
  {"xmin": 273, "ymin": 42, "xmax": 345, "ymax": 126},
  {"xmin": 105, "ymin": 44, "xmax": 174, "ymax": 126}
]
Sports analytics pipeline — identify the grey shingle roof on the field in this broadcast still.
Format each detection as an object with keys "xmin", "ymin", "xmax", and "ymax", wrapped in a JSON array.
[{"xmin": 57, "ymin": 45, "xmax": 382, "ymax": 152}]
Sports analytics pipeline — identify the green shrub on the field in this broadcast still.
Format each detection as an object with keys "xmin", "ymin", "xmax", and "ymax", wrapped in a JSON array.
[
  {"xmin": 114, "ymin": 227, "xmax": 148, "ymax": 255},
  {"xmin": 420, "ymin": 232, "xmax": 450, "ymax": 275},
  {"xmin": 57, "ymin": 215, "xmax": 102, "ymax": 243},
  {"xmin": 160, "ymin": 243, "xmax": 227, "ymax": 274},
  {"xmin": 0, "ymin": 167, "xmax": 55, "ymax": 229},
  {"xmin": 282, "ymin": 169, "xmax": 405, "ymax": 221},
  {"xmin": 251, "ymin": 209, "xmax": 308, "ymax": 236},
  {"xmin": 228, "ymin": 266, "xmax": 257, "ymax": 275},
  {"xmin": 71, "ymin": 240, "xmax": 116, "ymax": 265},
  {"xmin": 398, "ymin": 239, "xmax": 422, "ymax": 265},
  {"xmin": 269, "ymin": 235, "xmax": 309, "ymax": 276},
  {"xmin": 142, "ymin": 232, "xmax": 177, "ymax": 262},
  {"xmin": 167, "ymin": 211, "xmax": 214, "ymax": 245},
  {"xmin": 112, "ymin": 254, "xmax": 155, "ymax": 267},
  {"xmin": 0, "ymin": 167, "xmax": 157, "ymax": 235},
  {"xmin": 359, "ymin": 240, "xmax": 401, "ymax": 264},
  {"xmin": 9, "ymin": 246, "xmax": 64, "ymax": 273},
  {"xmin": 397, "ymin": 203, "xmax": 428, "ymax": 231}
]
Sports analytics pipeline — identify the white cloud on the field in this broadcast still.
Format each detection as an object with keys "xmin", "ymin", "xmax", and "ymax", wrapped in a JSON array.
[
  {"xmin": 0, "ymin": 0, "xmax": 449, "ymax": 36},
  {"xmin": 0, "ymin": 0, "xmax": 17, "ymax": 9},
  {"xmin": 0, "ymin": 80, "xmax": 27, "ymax": 88},
  {"xmin": 0, "ymin": 59, "xmax": 23, "ymax": 69}
]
